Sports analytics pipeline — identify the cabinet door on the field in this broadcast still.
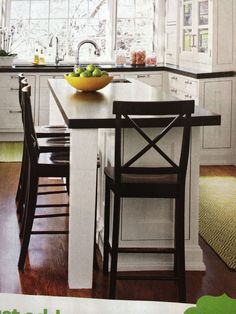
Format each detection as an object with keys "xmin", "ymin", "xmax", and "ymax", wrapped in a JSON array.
[
  {"xmin": 179, "ymin": 0, "xmax": 211, "ymax": 66},
  {"xmin": 166, "ymin": 0, "xmax": 179, "ymax": 24},
  {"xmin": 165, "ymin": 25, "xmax": 178, "ymax": 65},
  {"xmin": 39, "ymin": 75, "xmax": 64, "ymax": 125},
  {"xmin": 202, "ymin": 80, "xmax": 232, "ymax": 149}
]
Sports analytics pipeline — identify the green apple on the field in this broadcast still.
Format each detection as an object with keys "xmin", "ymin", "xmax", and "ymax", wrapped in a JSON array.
[
  {"xmin": 75, "ymin": 66, "xmax": 85, "ymax": 74},
  {"xmin": 68, "ymin": 72, "xmax": 77, "ymax": 77},
  {"xmin": 101, "ymin": 71, "xmax": 109, "ymax": 77},
  {"xmin": 86, "ymin": 63, "xmax": 96, "ymax": 72},
  {"xmin": 92, "ymin": 68, "xmax": 102, "ymax": 77},
  {"xmin": 80, "ymin": 70, "xmax": 92, "ymax": 77}
]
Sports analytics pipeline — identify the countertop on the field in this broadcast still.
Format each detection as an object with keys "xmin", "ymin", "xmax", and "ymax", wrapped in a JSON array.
[
  {"xmin": 48, "ymin": 78, "xmax": 221, "ymax": 129},
  {"xmin": 0, "ymin": 62, "xmax": 235, "ymax": 79}
]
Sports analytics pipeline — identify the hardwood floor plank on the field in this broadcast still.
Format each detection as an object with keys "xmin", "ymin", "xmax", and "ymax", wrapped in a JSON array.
[{"xmin": 0, "ymin": 163, "xmax": 236, "ymax": 302}]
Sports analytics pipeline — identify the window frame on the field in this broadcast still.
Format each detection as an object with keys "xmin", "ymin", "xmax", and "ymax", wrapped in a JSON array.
[{"xmin": 4, "ymin": 0, "xmax": 161, "ymax": 63}]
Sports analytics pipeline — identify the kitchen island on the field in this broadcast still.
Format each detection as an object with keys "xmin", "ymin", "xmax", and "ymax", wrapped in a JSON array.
[{"xmin": 48, "ymin": 78, "xmax": 220, "ymax": 289}]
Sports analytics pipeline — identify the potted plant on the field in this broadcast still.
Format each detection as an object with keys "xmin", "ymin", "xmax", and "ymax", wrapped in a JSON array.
[{"xmin": 0, "ymin": 49, "xmax": 17, "ymax": 66}]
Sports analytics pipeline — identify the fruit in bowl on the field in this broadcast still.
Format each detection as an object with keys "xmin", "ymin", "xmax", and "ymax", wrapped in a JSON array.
[{"xmin": 65, "ymin": 64, "xmax": 113, "ymax": 91}]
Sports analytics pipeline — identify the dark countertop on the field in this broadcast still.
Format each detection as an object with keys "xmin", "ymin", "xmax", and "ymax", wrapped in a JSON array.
[
  {"xmin": 48, "ymin": 78, "xmax": 221, "ymax": 129},
  {"xmin": 0, "ymin": 62, "xmax": 234, "ymax": 79}
]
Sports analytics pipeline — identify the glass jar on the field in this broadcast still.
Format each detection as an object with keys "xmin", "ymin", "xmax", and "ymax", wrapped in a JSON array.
[
  {"xmin": 146, "ymin": 52, "xmax": 157, "ymax": 65},
  {"xmin": 115, "ymin": 49, "xmax": 126, "ymax": 66},
  {"xmin": 130, "ymin": 45, "xmax": 146, "ymax": 65}
]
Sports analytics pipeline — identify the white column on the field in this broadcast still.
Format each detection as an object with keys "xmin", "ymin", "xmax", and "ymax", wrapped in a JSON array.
[{"xmin": 68, "ymin": 128, "xmax": 98, "ymax": 288}]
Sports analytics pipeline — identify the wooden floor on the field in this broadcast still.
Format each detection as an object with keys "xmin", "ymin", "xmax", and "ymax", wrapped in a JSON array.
[{"xmin": 0, "ymin": 163, "xmax": 236, "ymax": 303}]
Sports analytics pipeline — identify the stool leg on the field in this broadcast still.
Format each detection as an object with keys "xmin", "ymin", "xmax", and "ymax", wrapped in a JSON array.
[
  {"xmin": 16, "ymin": 143, "xmax": 28, "ymax": 221},
  {"xmin": 103, "ymin": 178, "xmax": 110, "ymax": 273},
  {"xmin": 109, "ymin": 193, "xmax": 121, "ymax": 299},
  {"xmin": 18, "ymin": 170, "xmax": 38, "ymax": 270},
  {"xmin": 175, "ymin": 195, "xmax": 186, "ymax": 302}
]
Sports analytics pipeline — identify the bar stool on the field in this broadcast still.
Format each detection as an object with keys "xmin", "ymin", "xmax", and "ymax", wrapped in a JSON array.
[
  {"xmin": 103, "ymin": 100, "xmax": 194, "ymax": 301},
  {"xmin": 16, "ymin": 74, "xmax": 70, "ymax": 222},
  {"xmin": 18, "ymin": 84, "xmax": 70, "ymax": 270}
]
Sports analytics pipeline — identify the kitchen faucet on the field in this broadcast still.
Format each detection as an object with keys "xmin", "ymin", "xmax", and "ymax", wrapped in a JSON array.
[
  {"xmin": 49, "ymin": 35, "xmax": 64, "ymax": 66},
  {"xmin": 75, "ymin": 39, "xmax": 100, "ymax": 67}
]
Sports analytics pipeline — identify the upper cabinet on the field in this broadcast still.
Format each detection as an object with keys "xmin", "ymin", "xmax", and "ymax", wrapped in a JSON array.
[
  {"xmin": 165, "ymin": 0, "xmax": 236, "ymax": 71},
  {"xmin": 179, "ymin": 0, "xmax": 211, "ymax": 66},
  {"xmin": 165, "ymin": 0, "xmax": 180, "ymax": 65}
]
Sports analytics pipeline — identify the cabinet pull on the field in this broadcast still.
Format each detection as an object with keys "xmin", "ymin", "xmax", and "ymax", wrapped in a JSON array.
[
  {"xmin": 171, "ymin": 76, "xmax": 177, "ymax": 80},
  {"xmin": 10, "ymin": 75, "xmax": 18, "ymax": 79},
  {"xmin": 9, "ymin": 110, "xmax": 22, "ymax": 114},
  {"xmin": 185, "ymin": 94, "xmax": 192, "ymax": 99},
  {"xmin": 191, "ymin": 34, "xmax": 197, "ymax": 48},
  {"xmin": 137, "ymin": 74, "xmax": 146, "ymax": 78},
  {"xmin": 171, "ymin": 88, "xmax": 177, "ymax": 93},
  {"xmin": 10, "ymin": 87, "xmax": 19, "ymax": 91},
  {"xmin": 166, "ymin": 53, "xmax": 173, "ymax": 56},
  {"xmin": 184, "ymin": 80, "xmax": 192, "ymax": 85}
]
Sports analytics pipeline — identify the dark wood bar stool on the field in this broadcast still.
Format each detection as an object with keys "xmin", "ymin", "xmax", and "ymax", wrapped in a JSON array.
[
  {"xmin": 103, "ymin": 100, "xmax": 194, "ymax": 301},
  {"xmin": 18, "ymin": 85, "xmax": 70, "ymax": 270},
  {"xmin": 16, "ymin": 74, "xmax": 70, "ymax": 222}
]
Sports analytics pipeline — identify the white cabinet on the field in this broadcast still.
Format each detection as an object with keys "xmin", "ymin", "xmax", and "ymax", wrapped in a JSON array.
[
  {"xmin": 168, "ymin": 72, "xmax": 198, "ymax": 102},
  {"xmin": 166, "ymin": 72, "xmax": 235, "ymax": 165},
  {"xmin": 199, "ymin": 78, "xmax": 235, "ymax": 165},
  {"xmin": 165, "ymin": 0, "xmax": 180, "ymax": 65},
  {"xmin": 0, "ymin": 74, "xmax": 36, "ymax": 140},
  {"xmin": 179, "ymin": 0, "xmax": 235, "ymax": 71},
  {"xmin": 166, "ymin": 0, "xmax": 179, "ymax": 24},
  {"xmin": 39, "ymin": 74, "xmax": 64, "ymax": 125},
  {"xmin": 124, "ymin": 72, "xmax": 163, "ymax": 89}
]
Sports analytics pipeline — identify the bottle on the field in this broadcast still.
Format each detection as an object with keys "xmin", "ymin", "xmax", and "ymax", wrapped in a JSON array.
[
  {"xmin": 34, "ymin": 49, "xmax": 39, "ymax": 64},
  {"xmin": 39, "ymin": 49, "xmax": 45, "ymax": 64}
]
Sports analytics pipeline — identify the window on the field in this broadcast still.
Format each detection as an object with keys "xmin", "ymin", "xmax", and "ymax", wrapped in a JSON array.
[{"xmin": 6, "ymin": 0, "xmax": 157, "ymax": 62}]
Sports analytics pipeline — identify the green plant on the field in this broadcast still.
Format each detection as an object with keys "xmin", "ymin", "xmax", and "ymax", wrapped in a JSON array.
[{"xmin": 0, "ymin": 49, "xmax": 17, "ymax": 57}]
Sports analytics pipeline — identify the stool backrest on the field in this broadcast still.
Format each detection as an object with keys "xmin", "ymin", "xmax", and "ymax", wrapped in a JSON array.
[
  {"xmin": 21, "ymin": 85, "xmax": 40, "ymax": 164},
  {"xmin": 113, "ymin": 100, "xmax": 194, "ymax": 185},
  {"xmin": 18, "ymin": 73, "xmax": 25, "ymax": 105}
]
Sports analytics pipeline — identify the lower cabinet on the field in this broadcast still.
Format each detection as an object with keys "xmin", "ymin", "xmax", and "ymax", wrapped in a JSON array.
[
  {"xmin": 199, "ymin": 78, "xmax": 235, "ymax": 165},
  {"xmin": 0, "ymin": 73, "xmax": 36, "ymax": 141},
  {"xmin": 166, "ymin": 72, "xmax": 235, "ymax": 165},
  {"xmin": 39, "ymin": 74, "xmax": 64, "ymax": 125},
  {"xmin": 125, "ymin": 72, "xmax": 163, "ymax": 89}
]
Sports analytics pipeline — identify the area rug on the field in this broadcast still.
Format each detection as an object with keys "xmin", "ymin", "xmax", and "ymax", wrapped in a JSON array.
[{"xmin": 199, "ymin": 176, "xmax": 236, "ymax": 270}]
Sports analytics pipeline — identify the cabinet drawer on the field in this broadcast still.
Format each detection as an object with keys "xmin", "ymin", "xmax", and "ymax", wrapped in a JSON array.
[
  {"xmin": 0, "ymin": 74, "xmax": 35, "ymax": 88},
  {"xmin": 126, "ymin": 73, "xmax": 163, "ymax": 87},
  {"xmin": 0, "ymin": 87, "xmax": 35, "ymax": 108},
  {"xmin": 169, "ymin": 74, "xmax": 197, "ymax": 96},
  {"xmin": 40, "ymin": 75, "xmax": 64, "ymax": 88},
  {"xmin": 0, "ymin": 108, "xmax": 23, "ymax": 130}
]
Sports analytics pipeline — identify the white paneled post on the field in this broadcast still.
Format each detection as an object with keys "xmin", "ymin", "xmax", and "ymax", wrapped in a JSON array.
[{"xmin": 68, "ymin": 128, "xmax": 98, "ymax": 288}]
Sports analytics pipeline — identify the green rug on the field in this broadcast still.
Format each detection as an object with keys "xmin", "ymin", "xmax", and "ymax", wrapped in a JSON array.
[{"xmin": 199, "ymin": 176, "xmax": 236, "ymax": 270}]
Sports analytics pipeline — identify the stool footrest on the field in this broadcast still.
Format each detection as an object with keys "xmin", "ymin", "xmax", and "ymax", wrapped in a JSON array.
[
  {"xmin": 117, "ymin": 274, "xmax": 179, "ymax": 281},
  {"xmin": 31, "ymin": 230, "xmax": 69, "ymax": 235},
  {"xmin": 36, "ymin": 203, "xmax": 69, "ymax": 208},
  {"xmin": 108, "ymin": 245, "xmax": 175, "ymax": 254},
  {"xmin": 38, "ymin": 183, "xmax": 66, "ymax": 187},
  {"xmin": 37, "ymin": 190, "xmax": 67, "ymax": 195},
  {"xmin": 34, "ymin": 213, "xmax": 69, "ymax": 219}
]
